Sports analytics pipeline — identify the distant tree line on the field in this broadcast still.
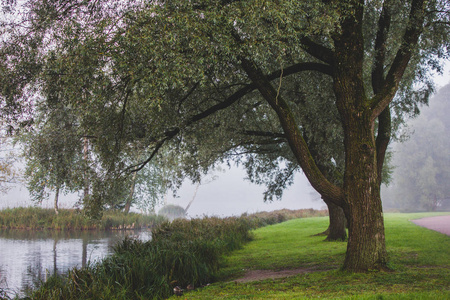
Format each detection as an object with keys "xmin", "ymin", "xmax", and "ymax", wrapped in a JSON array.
[{"xmin": 383, "ymin": 84, "xmax": 450, "ymax": 212}]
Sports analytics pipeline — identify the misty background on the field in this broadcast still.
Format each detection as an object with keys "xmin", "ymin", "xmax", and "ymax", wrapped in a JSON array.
[{"xmin": 1, "ymin": 65, "xmax": 449, "ymax": 217}]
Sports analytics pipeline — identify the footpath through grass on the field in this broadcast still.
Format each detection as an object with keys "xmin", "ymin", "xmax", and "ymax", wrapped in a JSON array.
[{"xmin": 173, "ymin": 212, "xmax": 450, "ymax": 299}]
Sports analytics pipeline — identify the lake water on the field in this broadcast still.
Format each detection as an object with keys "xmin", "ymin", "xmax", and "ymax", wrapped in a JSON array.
[{"xmin": 0, "ymin": 229, "xmax": 151, "ymax": 298}]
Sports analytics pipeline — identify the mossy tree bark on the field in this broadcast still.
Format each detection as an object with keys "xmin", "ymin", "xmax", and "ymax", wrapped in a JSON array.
[{"xmin": 339, "ymin": 111, "xmax": 388, "ymax": 270}]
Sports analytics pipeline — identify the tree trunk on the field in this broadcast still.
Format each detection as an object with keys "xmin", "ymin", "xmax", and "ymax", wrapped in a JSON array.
[
  {"xmin": 343, "ymin": 191, "xmax": 387, "ymax": 271},
  {"xmin": 184, "ymin": 182, "xmax": 200, "ymax": 215},
  {"xmin": 323, "ymin": 199, "xmax": 347, "ymax": 241},
  {"xmin": 124, "ymin": 172, "xmax": 137, "ymax": 214},
  {"xmin": 331, "ymin": 5, "xmax": 388, "ymax": 271},
  {"xmin": 54, "ymin": 186, "xmax": 60, "ymax": 215},
  {"xmin": 83, "ymin": 137, "xmax": 90, "ymax": 201},
  {"xmin": 340, "ymin": 114, "xmax": 388, "ymax": 271},
  {"xmin": 82, "ymin": 238, "xmax": 88, "ymax": 268}
]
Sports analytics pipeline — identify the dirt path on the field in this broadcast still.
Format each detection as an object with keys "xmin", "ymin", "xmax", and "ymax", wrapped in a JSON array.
[
  {"xmin": 232, "ymin": 267, "xmax": 321, "ymax": 283},
  {"xmin": 411, "ymin": 215, "xmax": 450, "ymax": 236}
]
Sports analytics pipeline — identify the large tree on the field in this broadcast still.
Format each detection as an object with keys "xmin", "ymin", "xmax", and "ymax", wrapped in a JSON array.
[{"xmin": 1, "ymin": 0, "xmax": 449, "ymax": 272}]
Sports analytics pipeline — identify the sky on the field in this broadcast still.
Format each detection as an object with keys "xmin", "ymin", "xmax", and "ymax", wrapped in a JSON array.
[{"xmin": 1, "ymin": 63, "xmax": 449, "ymax": 217}]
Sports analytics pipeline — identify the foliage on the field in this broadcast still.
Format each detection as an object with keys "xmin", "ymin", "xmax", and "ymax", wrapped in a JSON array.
[
  {"xmin": 20, "ymin": 104, "xmax": 85, "ymax": 205},
  {"xmin": 1, "ymin": 0, "xmax": 449, "ymax": 271},
  {"xmin": 384, "ymin": 84, "xmax": 450, "ymax": 211},
  {"xmin": 0, "ymin": 136, "xmax": 19, "ymax": 194},
  {"xmin": 1, "ymin": 0, "xmax": 446, "ymax": 206},
  {"xmin": 0, "ymin": 207, "xmax": 165, "ymax": 230},
  {"xmin": 129, "ymin": 159, "xmax": 170, "ymax": 213}
]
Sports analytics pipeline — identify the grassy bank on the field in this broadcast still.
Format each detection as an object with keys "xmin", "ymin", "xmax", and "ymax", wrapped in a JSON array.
[
  {"xmin": 171, "ymin": 212, "xmax": 450, "ymax": 299},
  {"xmin": 17, "ymin": 209, "xmax": 326, "ymax": 299},
  {"xmin": 0, "ymin": 207, "xmax": 165, "ymax": 230}
]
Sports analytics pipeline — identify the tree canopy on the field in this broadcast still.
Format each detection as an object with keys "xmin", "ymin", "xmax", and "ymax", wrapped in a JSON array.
[{"xmin": 1, "ymin": 0, "xmax": 449, "ymax": 272}]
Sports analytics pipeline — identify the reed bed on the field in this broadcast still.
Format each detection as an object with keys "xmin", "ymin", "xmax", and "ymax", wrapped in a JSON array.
[
  {"xmin": 22, "ymin": 209, "xmax": 326, "ymax": 300},
  {"xmin": 0, "ymin": 207, "xmax": 165, "ymax": 230}
]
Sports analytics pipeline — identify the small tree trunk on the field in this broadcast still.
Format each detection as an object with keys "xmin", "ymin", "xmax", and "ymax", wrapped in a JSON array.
[
  {"xmin": 324, "ymin": 199, "xmax": 347, "ymax": 241},
  {"xmin": 54, "ymin": 186, "xmax": 60, "ymax": 215},
  {"xmin": 124, "ymin": 172, "xmax": 137, "ymax": 214},
  {"xmin": 184, "ymin": 182, "xmax": 200, "ymax": 215},
  {"xmin": 53, "ymin": 239, "xmax": 58, "ymax": 274},
  {"xmin": 83, "ymin": 137, "xmax": 90, "ymax": 202},
  {"xmin": 82, "ymin": 238, "xmax": 88, "ymax": 268}
]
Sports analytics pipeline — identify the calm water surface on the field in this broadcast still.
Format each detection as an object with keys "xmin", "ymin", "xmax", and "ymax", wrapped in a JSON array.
[{"xmin": 0, "ymin": 229, "xmax": 151, "ymax": 297}]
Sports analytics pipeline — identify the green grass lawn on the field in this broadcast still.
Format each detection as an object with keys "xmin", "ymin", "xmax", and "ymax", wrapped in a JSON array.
[{"xmin": 170, "ymin": 212, "xmax": 450, "ymax": 299}]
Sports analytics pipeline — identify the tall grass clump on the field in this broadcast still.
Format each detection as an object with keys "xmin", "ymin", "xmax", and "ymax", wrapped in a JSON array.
[{"xmin": 27, "ymin": 209, "xmax": 321, "ymax": 299}]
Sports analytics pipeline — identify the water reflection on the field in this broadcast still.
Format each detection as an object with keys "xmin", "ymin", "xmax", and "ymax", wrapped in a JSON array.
[{"xmin": 0, "ymin": 229, "xmax": 151, "ymax": 297}]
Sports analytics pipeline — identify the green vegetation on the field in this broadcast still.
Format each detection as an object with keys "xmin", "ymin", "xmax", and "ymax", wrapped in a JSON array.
[
  {"xmin": 21, "ymin": 209, "xmax": 326, "ymax": 300},
  {"xmin": 12, "ymin": 211, "xmax": 448, "ymax": 299},
  {"xmin": 168, "ymin": 212, "xmax": 450, "ymax": 299},
  {"xmin": 0, "ymin": 207, "xmax": 165, "ymax": 230}
]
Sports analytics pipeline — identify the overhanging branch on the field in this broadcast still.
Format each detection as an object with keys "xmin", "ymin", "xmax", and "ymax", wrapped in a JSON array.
[
  {"xmin": 126, "ymin": 61, "xmax": 332, "ymax": 172},
  {"xmin": 240, "ymin": 57, "xmax": 344, "ymax": 205}
]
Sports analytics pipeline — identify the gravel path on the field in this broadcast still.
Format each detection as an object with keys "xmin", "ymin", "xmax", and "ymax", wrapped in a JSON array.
[{"xmin": 411, "ymin": 215, "xmax": 450, "ymax": 236}]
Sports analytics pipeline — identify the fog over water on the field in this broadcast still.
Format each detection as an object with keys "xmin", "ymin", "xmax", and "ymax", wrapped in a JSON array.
[{"xmin": 1, "ymin": 165, "xmax": 323, "ymax": 217}]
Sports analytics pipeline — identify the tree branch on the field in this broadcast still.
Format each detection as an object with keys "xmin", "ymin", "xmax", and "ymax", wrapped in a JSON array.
[
  {"xmin": 270, "ymin": 62, "xmax": 332, "ymax": 77},
  {"xmin": 241, "ymin": 130, "xmax": 286, "ymax": 139},
  {"xmin": 126, "ymin": 61, "xmax": 332, "ymax": 172},
  {"xmin": 370, "ymin": 0, "xmax": 426, "ymax": 119},
  {"xmin": 375, "ymin": 106, "xmax": 391, "ymax": 182},
  {"xmin": 372, "ymin": 2, "xmax": 393, "ymax": 183},
  {"xmin": 299, "ymin": 36, "xmax": 334, "ymax": 65},
  {"xmin": 371, "ymin": 0, "xmax": 392, "ymax": 94},
  {"xmin": 240, "ymin": 57, "xmax": 344, "ymax": 205}
]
